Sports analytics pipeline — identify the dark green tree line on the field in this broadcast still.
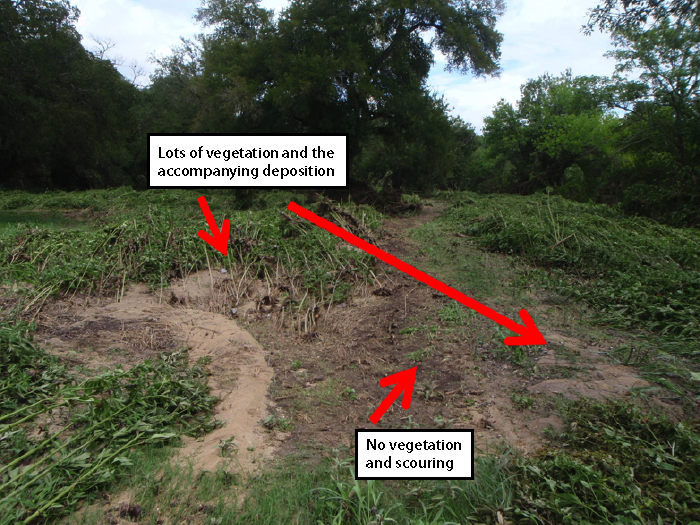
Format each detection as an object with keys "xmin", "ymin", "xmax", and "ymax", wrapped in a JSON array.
[
  {"xmin": 462, "ymin": 0, "xmax": 700, "ymax": 226},
  {"xmin": 149, "ymin": 0, "xmax": 504, "ymax": 189},
  {"xmin": 1, "ymin": 0, "xmax": 504, "ymax": 191},
  {"xmin": 607, "ymin": 10, "xmax": 700, "ymax": 224},
  {"xmin": 3, "ymin": 0, "xmax": 697, "ymax": 227},
  {"xmin": 0, "ymin": 0, "xmax": 143, "ymax": 189}
]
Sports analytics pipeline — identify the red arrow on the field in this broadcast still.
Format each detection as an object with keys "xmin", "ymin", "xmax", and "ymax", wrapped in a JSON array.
[
  {"xmin": 287, "ymin": 201, "xmax": 545, "ymax": 346},
  {"xmin": 370, "ymin": 367, "xmax": 417, "ymax": 425},
  {"xmin": 197, "ymin": 196, "xmax": 231, "ymax": 256}
]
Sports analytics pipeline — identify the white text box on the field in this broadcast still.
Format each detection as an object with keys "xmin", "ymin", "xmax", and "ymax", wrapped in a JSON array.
[
  {"xmin": 148, "ymin": 134, "xmax": 347, "ymax": 188},
  {"xmin": 356, "ymin": 429, "xmax": 474, "ymax": 480}
]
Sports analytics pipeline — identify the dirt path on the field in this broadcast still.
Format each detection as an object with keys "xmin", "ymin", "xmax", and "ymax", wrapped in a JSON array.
[{"xmin": 244, "ymin": 202, "xmax": 673, "ymax": 458}]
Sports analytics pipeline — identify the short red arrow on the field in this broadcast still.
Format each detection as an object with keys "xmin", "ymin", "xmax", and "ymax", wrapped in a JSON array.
[
  {"xmin": 287, "ymin": 201, "xmax": 546, "ymax": 346},
  {"xmin": 369, "ymin": 367, "xmax": 417, "ymax": 425},
  {"xmin": 197, "ymin": 196, "xmax": 231, "ymax": 256}
]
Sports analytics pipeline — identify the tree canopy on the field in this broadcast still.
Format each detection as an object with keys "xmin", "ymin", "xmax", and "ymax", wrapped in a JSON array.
[
  {"xmin": 586, "ymin": 0, "xmax": 698, "ymax": 33},
  {"xmin": 173, "ymin": 0, "xmax": 505, "ymax": 187},
  {"xmin": 1, "ymin": 0, "xmax": 506, "ymax": 192},
  {"xmin": 461, "ymin": 0, "xmax": 700, "ymax": 225},
  {"xmin": 1, "ymin": 0, "xmax": 698, "ymax": 225},
  {"xmin": 0, "ymin": 0, "xmax": 141, "ymax": 189}
]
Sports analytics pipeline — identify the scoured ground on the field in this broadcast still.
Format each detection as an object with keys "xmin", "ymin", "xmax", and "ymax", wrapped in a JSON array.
[{"xmin": 244, "ymin": 204, "xmax": 677, "ymax": 459}]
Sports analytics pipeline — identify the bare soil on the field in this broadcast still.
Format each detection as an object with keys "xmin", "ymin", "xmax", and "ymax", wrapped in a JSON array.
[
  {"xmin": 34, "ymin": 280, "xmax": 274, "ymax": 476},
  {"xmin": 241, "ymin": 203, "xmax": 677, "ymax": 461}
]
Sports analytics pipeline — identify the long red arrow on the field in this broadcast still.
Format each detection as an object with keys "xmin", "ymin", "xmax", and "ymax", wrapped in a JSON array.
[
  {"xmin": 287, "ymin": 201, "xmax": 545, "ymax": 346},
  {"xmin": 197, "ymin": 196, "xmax": 231, "ymax": 256},
  {"xmin": 370, "ymin": 367, "xmax": 417, "ymax": 425}
]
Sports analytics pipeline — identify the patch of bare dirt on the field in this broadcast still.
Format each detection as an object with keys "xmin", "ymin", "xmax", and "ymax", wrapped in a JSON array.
[
  {"xmin": 34, "ymin": 281, "xmax": 275, "ymax": 475},
  {"xmin": 529, "ymin": 333, "xmax": 653, "ymax": 400}
]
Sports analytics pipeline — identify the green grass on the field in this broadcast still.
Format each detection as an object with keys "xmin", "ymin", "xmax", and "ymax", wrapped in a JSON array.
[
  {"xmin": 61, "ymin": 446, "xmax": 244, "ymax": 525},
  {"xmin": 411, "ymin": 219, "xmax": 510, "ymax": 302},
  {"xmin": 440, "ymin": 192, "xmax": 700, "ymax": 346},
  {"xmin": 69, "ymin": 399, "xmax": 700, "ymax": 525},
  {"xmin": 436, "ymin": 191, "xmax": 700, "ymax": 402},
  {"xmin": 407, "ymin": 346, "xmax": 434, "ymax": 362},
  {"xmin": 0, "ymin": 211, "xmax": 84, "ymax": 235},
  {"xmin": 514, "ymin": 399, "xmax": 700, "ymax": 524},
  {"xmin": 55, "ymin": 402, "xmax": 700, "ymax": 525},
  {"xmin": 61, "ymin": 450, "xmax": 519, "ymax": 525}
]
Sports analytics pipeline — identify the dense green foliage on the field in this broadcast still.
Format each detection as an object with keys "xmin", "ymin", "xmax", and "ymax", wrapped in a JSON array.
[
  {"xmin": 469, "ymin": 71, "xmax": 619, "ymax": 197},
  {"xmin": 0, "ymin": 0, "xmax": 142, "ymax": 189},
  {"xmin": 0, "ymin": 0, "xmax": 501, "ymax": 191},
  {"xmin": 0, "ymin": 188, "xmax": 378, "ymax": 306},
  {"xmin": 515, "ymin": 399, "xmax": 700, "ymax": 524},
  {"xmin": 146, "ymin": 0, "xmax": 501, "ymax": 189},
  {"xmin": 2, "ymin": 0, "xmax": 699, "ymax": 225},
  {"xmin": 462, "ymin": 2, "xmax": 700, "ymax": 226}
]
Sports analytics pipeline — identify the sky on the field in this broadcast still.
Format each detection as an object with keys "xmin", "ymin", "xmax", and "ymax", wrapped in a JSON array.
[{"xmin": 72, "ymin": 0, "xmax": 618, "ymax": 131}]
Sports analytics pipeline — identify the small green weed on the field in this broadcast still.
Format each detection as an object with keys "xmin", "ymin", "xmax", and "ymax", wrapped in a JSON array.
[
  {"xmin": 415, "ymin": 380, "xmax": 444, "ymax": 401},
  {"xmin": 260, "ymin": 414, "xmax": 293, "ymax": 432},
  {"xmin": 218, "ymin": 436, "xmax": 238, "ymax": 457},
  {"xmin": 510, "ymin": 391, "xmax": 534, "ymax": 411},
  {"xmin": 407, "ymin": 346, "xmax": 434, "ymax": 362},
  {"xmin": 438, "ymin": 303, "xmax": 471, "ymax": 325},
  {"xmin": 342, "ymin": 387, "xmax": 357, "ymax": 400}
]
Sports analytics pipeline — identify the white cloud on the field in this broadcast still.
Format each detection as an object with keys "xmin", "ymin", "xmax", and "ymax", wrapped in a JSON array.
[
  {"xmin": 428, "ymin": 0, "xmax": 618, "ymax": 130},
  {"xmin": 73, "ymin": 0, "xmax": 202, "ymax": 82},
  {"xmin": 72, "ymin": 0, "xmax": 291, "ymax": 82},
  {"xmin": 71, "ymin": 0, "xmax": 617, "ymax": 128}
]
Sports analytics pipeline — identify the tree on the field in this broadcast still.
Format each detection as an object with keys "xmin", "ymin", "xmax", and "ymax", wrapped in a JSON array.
[
  {"xmin": 606, "ymin": 16, "xmax": 699, "ymax": 163},
  {"xmin": 157, "ymin": 0, "xmax": 505, "ymax": 188},
  {"xmin": 0, "ymin": 0, "xmax": 140, "ymax": 189},
  {"xmin": 479, "ymin": 71, "xmax": 620, "ymax": 198},
  {"xmin": 587, "ymin": 1, "xmax": 700, "ymax": 225},
  {"xmin": 586, "ymin": 0, "xmax": 698, "ymax": 34}
]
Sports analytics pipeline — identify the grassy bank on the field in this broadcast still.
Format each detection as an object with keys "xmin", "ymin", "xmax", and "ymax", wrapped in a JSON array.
[
  {"xmin": 436, "ymin": 191, "xmax": 700, "ymax": 400},
  {"xmin": 441, "ymin": 192, "xmax": 700, "ymax": 343},
  {"xmin": 0, "ymin": 188, "xmax": 380, "ymax": 318}
]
